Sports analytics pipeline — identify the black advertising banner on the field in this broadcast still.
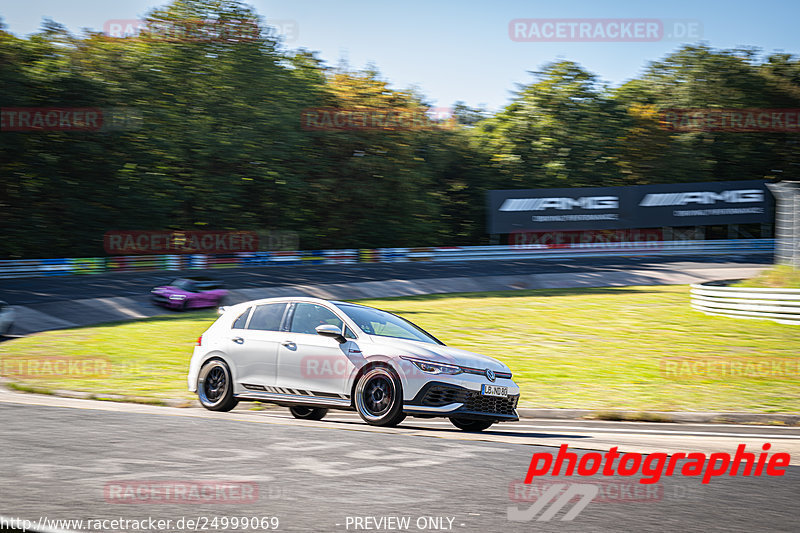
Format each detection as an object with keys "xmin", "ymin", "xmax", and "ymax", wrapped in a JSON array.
[
  {"xmin": 488, "ymin": 186, "xmax": 626, "ymax": 233},
  {"xmin": 487, "ymin": 180, "xmax": 773, "ymax": 233},
  {"xmin": 629, "ymin": 180, "xmax": 771, "ymax": 227}
]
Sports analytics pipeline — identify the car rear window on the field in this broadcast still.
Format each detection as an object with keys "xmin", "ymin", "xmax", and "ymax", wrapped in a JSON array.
[
  {"xmin": 247, "ymin": 303, "xmax": 287, "ymax": 331},
  {"xmin": 231, "ymin": 307, "xmax": 251, "ymax": 329}
]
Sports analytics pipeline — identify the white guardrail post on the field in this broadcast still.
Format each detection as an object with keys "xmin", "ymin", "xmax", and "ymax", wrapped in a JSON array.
[{"xmin": 690, "ymin": 282, "xmax": 800, "ymax": 325}]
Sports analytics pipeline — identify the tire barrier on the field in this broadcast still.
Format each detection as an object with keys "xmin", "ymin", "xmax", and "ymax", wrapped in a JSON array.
[
  {"xmin": 0, "ymin": 239, "xmax": 775, "ymax": 279},
  {"xmin": 407, "ymin": 247, "xmax": 434, "ymax": 261},
  {"xmin": 690, "ymin": 281, "xmax": 800, "ymax": 325},
  {"xmin": 358, "ymin": 249, "xmax": 381, "ymax": 263},
  {"xmin": 322, "ymin": 249, "xmax": 358, "ymax": 264}
]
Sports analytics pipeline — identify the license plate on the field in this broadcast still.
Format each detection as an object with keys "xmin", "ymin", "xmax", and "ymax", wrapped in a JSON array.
[{"xmin": 482, "ymin": 384, "xmax": 508, "ymax": 397}]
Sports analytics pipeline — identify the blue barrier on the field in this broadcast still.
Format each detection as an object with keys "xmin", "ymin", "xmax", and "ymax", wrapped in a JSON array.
[{"xmin": 0, "ymin": 240, "xmax": 775, "ymax": 279}]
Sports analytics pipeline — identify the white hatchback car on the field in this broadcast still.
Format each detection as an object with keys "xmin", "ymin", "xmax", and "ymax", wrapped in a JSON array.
[{"xmin": 188, "ymin": 297, "xmax": 520, "ymax": 431}]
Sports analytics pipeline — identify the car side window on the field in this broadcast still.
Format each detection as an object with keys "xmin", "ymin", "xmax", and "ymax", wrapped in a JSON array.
[
  {"xmin": 290, "ymin": 303, "xmax": 343, "ymax": 335},
  {"xmin": 247, "ymin": 303, "xmax": 287, "ymax": 331},
  {"xmin": 344, "ymin": 326, "xmax": 356, "ymax": 339},
  {"xmin": 231, "ymin": 307, "xmax": 251, "ymax": 329}
]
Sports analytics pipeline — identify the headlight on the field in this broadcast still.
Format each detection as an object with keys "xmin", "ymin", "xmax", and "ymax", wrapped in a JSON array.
[
  {"xmin": 401, "ymin": 356, "xmax": 463, "ymax": 375},
  {"xmin": 169, "ymin": 294, "xmax": 187, "ymax": 300}
]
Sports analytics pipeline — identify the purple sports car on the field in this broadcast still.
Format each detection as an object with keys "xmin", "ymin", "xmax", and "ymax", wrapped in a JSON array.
[{"xmin": 151, "ymin": 278, "xmax": 227, "ymax": 311}]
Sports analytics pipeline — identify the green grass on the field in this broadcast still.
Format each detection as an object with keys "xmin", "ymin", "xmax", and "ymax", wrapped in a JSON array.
[
  {"xmin": 1, "ymin": 286, "xmax": 798, "ymax": 412},
  {"xmin": 0, "ymin": 311, "xmax": 217, "ymax": 401},
  {"xmin": 734, "ymin": 265, "xmax": 800, "ymax": 288}
]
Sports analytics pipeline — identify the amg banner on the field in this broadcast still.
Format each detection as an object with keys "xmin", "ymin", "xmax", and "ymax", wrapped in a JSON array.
[{"xmin": 487, "ymin": 180, "xmax": 773, "ymax": 233}]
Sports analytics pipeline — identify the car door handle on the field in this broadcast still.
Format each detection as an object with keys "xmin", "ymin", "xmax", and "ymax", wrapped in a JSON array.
[
  {"xmin": 281, "ymin": 340, "xmax": 295, "ymax": 347},
  {"xmin": 232, "ymin": 337, "xmax": 244, "ymax": 344}
]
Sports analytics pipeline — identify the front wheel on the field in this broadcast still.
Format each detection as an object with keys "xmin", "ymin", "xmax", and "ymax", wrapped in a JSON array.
[
  {"xmin": 289, "ymin": 406, "xmax": 328, "ymax": 420},
  {"xmin": 197, "ymin": 359, "xmax": 238, "ymax": 412},
  {"xmin": 449, "ymin": 418, "xmax": 494, "ymax": 432},
  {"xmin": 354, "ymin": 366, "xmax": 406, "ymax": 427}
]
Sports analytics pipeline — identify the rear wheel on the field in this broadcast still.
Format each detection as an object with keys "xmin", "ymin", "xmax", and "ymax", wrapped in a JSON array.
[
  {"xmin": 197, "ymin": 359, "xmax": 238, "ymax": 412},
  {"xmin": 449, "ymin": 418, "xmax": 494, "ymax": 432},
  {"xmin": 354, "ymin": 366, "xmax": 406, "ymax": 427},
  {"xmin": 289, "ymin": 406, "xmax": 328, "ymax": 420}
]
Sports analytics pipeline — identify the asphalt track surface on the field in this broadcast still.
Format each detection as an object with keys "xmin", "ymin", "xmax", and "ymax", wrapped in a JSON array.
[
  {"xmin": 2, "ymin": 254, "xmax": 793, "ymax": 532},
  {"xmin": 1, "ymin": 390, "xmax": 798, "ymax": 533},
  {"xmin": 0, "ymin": 254, "xmax": 770, "ymax": 305}
]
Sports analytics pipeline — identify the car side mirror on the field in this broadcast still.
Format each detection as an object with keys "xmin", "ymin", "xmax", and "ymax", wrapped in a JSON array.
[{"xmin": 316, "ymin": 324, "xmax": 346, "ymax": 344}]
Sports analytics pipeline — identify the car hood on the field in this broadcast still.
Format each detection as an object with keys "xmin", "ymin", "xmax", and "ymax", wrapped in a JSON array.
[{"xmin": 365, "ymin": 336, "xmax": 510, "ymax": 372}]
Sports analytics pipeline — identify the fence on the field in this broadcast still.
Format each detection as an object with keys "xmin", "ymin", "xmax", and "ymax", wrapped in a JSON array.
[
  {"xmin": 0, "ymin": 239, "xmax": 774, "ymax": 279},
  {"xmin": 690, "ymin": 281, "xmax": 800, "ymax": 325}
]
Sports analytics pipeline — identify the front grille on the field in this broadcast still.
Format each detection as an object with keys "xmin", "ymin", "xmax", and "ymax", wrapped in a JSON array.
[
  {"xmin": 462, "ymin": 367, "xmax": 513, "ymax": 379},
  {"xmin": 464, "ymin": 392, "xmax": 519, "ymax": 416},
  {"xmin": 421, "ymin": 385, "xmax": 467, "ymax": 406}
]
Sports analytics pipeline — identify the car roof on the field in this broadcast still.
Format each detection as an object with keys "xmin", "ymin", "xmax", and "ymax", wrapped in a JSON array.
[
  {"xmin": 235, "ymin": 296, "xmax": 332, "ymax": 307},
  {"xmin": 223, "ymin": 296, "xmax": 370, "ymax": 313},
  {"xmin": 330, "ymin": 300, "xmax": 374, "ymax": 309}
]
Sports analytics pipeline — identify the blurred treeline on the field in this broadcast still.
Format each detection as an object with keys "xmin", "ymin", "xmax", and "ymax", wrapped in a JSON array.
[{"xmin": 2, "ymin": 0, "xmax": 800, "ymax": 258}]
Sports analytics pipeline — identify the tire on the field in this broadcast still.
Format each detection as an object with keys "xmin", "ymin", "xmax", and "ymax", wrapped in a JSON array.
[
  {"xmin": 289, "ymin": 406, "xmax": 328, "ymax": 420},
  {"xmin": 354, "ymin": 365, "xmax": 406, "ymax": 427},
  {"xmin": 449, "ymin": 417, "xmax": 494, "ymax": 432},
  {"xmin": 197, "ymin": 359, "xmax": 238, "ymax": 412}
]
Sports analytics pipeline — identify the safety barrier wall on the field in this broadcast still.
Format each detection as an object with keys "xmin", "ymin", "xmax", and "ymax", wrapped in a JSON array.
[
  {"xmin": 690, "ymin": 281, "xmax": 800, "ymax": 325},
  {"xmin": 0, "ymin": 240, "xmax": 774, "ymax": 279}
]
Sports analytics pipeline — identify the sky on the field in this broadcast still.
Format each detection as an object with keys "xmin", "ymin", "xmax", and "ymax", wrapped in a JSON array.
[{"xmin": 2, "ymin": 0, "xmax": 799, "ymax": 111}]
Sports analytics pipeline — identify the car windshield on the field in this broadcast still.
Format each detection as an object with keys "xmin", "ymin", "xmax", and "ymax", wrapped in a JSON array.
[
  {"xmin": 335, "ymin": 304, "xmax": 443, "ymax": 345},
  {"xmin": 170, "ymin": 279, "xmax": 196, "ymax": 292}
]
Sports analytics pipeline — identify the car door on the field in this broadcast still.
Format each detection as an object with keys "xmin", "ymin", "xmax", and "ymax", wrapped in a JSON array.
[
  {"xmin": 277, "ymin": 302, "xmax": 359, "ymax": 396},
  {"xmin": 226, "ymin": 302, "xmax": 288, "ymax": 393}
]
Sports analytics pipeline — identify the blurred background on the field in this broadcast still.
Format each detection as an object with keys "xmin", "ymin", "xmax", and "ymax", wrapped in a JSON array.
[{"xmin": 1, "ymin": 0, "xmax": 800, "ymax": 257}]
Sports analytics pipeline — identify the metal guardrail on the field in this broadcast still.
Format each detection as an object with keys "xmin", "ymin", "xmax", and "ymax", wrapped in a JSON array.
[
  {"xmin": 0, "ymin": 239, "xmax": 775, "ymax": 279},
  {"xmin": 690, "ymin": 281, "xmax": 800, "ymax": 325}
]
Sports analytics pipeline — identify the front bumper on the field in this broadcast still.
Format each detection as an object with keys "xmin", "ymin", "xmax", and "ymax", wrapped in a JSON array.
[
  {"xmin": 403, "ymin": 381, "xmax": 519, "ymax": 421},
  {"xmin": 151, "ymin": 294, "xmax": 184, "ymax": 309}
]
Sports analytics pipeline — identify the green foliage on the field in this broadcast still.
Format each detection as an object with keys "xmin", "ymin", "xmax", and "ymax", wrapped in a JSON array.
[
  {"xmin": 734, "ymin": 266, "xmax": 800, "ymax": 288},
  {"xmin": 2, "ymin": 1, "xmax": 800, "ymax": 257}
]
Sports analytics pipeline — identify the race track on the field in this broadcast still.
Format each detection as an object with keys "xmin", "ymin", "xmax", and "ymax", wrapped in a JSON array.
[
  {"xmin": 1, "ymin": 390, "xmax": 797, "ymax": 532},
  {"xmin": 2, "ymin": 254, "xmax": 796, "ymax": 532},
  {"xmin": 0, "ymin": 255, "xmax": 771, "ymax": 305},
  {"xmin": 0, "ymin": 255, "xmax": 771, "ymax": 336}
]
